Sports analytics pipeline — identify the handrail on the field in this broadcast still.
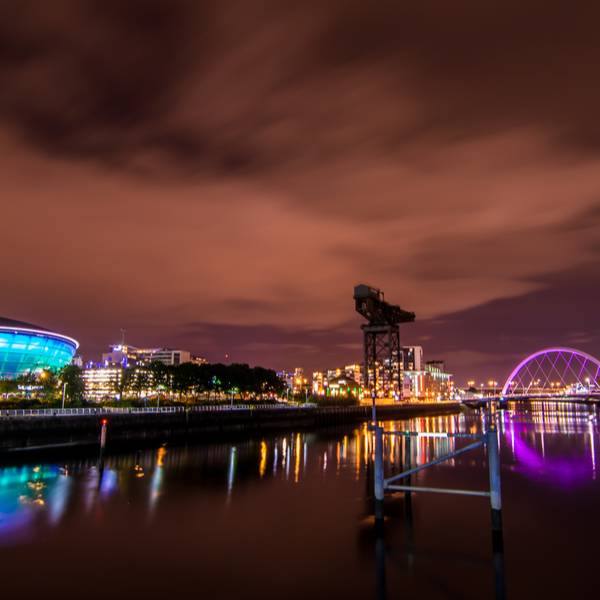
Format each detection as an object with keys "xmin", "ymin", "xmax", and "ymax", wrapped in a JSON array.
[
  {"xmin": 0, "ymin": 403, "xmax": 322, "ymax": 418},
  {"xmin": 0, "ymin": 401, "xmax": 449, "ymax": 418}
]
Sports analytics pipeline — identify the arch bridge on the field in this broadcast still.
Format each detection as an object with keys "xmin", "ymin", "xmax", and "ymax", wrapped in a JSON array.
[{"xmin": 502, "ymin": 347, "xmax": 600, "ymax": 399}]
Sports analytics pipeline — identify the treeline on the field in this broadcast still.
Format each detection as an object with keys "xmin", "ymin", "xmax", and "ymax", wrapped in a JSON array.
[
  {"xmin": 0, "ymin": 365, "xmax": 85, "ymax": 405},
  {"xmin": 0, "ymin": 363, "xmax": 285, "ymax": 405},
  {"xmin": 115, "ymin": 361, "xmax": 285, "ymax": 401}
]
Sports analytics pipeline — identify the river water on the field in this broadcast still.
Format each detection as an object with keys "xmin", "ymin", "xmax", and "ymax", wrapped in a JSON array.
[{"xmin": 0, "ymin": 402, "xmax": 598, "ymax": 599}]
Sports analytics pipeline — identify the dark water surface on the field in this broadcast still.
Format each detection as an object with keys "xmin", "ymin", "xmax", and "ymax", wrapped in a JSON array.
[{"xmin": 0, "ymin": 402, "xmax": 598, "ymax": 599}]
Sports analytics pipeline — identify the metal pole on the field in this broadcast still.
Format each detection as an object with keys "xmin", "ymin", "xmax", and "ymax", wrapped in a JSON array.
[
  {"xmin": 487, "ymin": 426, "xmax": 503, "ymax": 549},
  {"xmin": 493, "ymin": 539, "xmax": 507, "ymax": 600},
  {"xmin": 61, "ymin": 382, "xmax": 67, "ymax": 410},
  {"xmin": 374, "ymin": 425, "xmax": 384, "ymax": 520},
  {"xmin": 404, "ymin": 433, "xmax": 412, "ymax": 520},
  {"xmin": 100, "ymin": 419, "xmax": 107, "ymax": 450},
  {"xmin": 375, "ymin": 517, "xmax": 386, "ymax": 600},
  {"xmin": 372, "ymin": 390, "xmax": 377, "ymax": 423}
]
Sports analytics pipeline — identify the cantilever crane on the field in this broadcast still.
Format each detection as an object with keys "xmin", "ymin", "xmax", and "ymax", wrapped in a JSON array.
[{"xmin": 354, "ymin": 284, "xmax": 415, "ymax": 406}]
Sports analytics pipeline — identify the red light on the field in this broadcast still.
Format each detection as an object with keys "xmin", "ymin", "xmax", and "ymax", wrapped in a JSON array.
[{"xmin": 101, "ymin": 419, "xmax": 108, "ymax": 426}]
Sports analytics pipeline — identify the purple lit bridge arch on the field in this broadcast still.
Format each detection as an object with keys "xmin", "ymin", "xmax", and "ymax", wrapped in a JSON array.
[{"xmin": 501, "ymin": 347, "xmax": 600, "ymax": 398}]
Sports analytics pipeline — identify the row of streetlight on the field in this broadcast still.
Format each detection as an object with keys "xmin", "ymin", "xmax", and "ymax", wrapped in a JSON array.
[{"xmin": 467, "ymin": 380, "xmax": 499, "ymax": 391}]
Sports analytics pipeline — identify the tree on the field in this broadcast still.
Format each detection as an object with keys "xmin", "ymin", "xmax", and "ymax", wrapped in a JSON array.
[
  {"xmin": 113, "ymin": 366, "xmax": 135, "ymax": 401},
  {"xmin": 60, "ymin": 365, "xmax": 85, "ymax": 404},
  {"xmin": 38, "ymin": 369, "xmax": 59, "ymax": 401},
  {"xmin": 0, "ymin": 378, "xmax": 18, "ymax": 397},
  {"xmin": 252, "ymin": 366, "xmax": 285, "ymax": 397},
  {"xmin": 148, "ymin": 361, "xmax": 170, "ymax": 391},
  {"xmin": 131, "ymin": 367, "xmax": 151, "ymax": 399},
  {"xmin": 171, "ymin": 362, "xmax": 203, "ymax": 400}
]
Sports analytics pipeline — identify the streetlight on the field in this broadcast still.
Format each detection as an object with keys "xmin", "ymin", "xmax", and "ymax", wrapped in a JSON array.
[
  {"xmin": 490, "ymin": 380, "xmax": 498, "ymax": 396},
  {"xmin": 61, "ymin": 381, "xmax": 67, "ymax": 409}
]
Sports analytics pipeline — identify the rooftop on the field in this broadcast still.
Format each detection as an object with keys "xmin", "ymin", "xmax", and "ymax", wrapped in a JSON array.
[{"xmin": 0, "ymin": 316, "xmax": 50, "ymax": 332}]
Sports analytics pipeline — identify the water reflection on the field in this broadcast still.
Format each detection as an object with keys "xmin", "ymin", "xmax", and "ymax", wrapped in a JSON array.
[
  {"xmin": 3, "ymin": 405, "xmax": 598, "ymax": 542},
  {"xmin": 502, "ymin": 401, "xmax": 598, "ymax": 485},
  {"xmin": 0, "ymin": 413, "xmax": 469, "ymax": 543},
  {"xmin": 0, "ymin": 401, "xmax": 598, "ymax": 599}
]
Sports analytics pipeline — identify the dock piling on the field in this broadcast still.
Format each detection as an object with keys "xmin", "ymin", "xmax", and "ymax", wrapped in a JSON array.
[
  {"xmin": 99, "ymin": 418, "xmax": 107, "ymax": 450},
  {"xmin": 486, "ymin": 426, "xmax": 503, "ymax": 549},
  {"xmin": 374, "ymin": 425, "xmax": 385, "ymax": 520}
]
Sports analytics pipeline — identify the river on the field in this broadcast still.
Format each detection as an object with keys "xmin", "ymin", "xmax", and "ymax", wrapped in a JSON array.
[{"xmin": 0, "ymin": 401, "xmax": 597, "ymax": 599}]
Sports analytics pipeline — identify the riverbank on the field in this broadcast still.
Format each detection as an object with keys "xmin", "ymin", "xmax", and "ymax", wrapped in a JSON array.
[{"xmin": 0, "ymin": 402, "xmax": 460, "ymax": 456}]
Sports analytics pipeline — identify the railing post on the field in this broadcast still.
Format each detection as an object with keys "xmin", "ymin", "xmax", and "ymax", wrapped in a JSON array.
[
  {"xmin": 374, "ymin": 425, "xmax": 385, "ymax": 520},
  {"xmin": 487, "ymin": 425, "xmax": 503, "ymax": 549}
]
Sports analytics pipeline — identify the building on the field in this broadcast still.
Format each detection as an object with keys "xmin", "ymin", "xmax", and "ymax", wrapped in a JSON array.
[
  {"xmin": 0, "ymin": 316, "xmax": 79, "ymax": 378},
  {"xmin": 344, "ymin": 364, "xmax": 363, "ymax": 387},
  {"xmin": 82, "ymin": 366, "xmax": 122, "ymax": 401},
  {"xmin": 312, "ymin": 364, "xmax": 363, "ymax": 396},
  {"xmin": 322, "ymin": 374, "xmax": 360, "ymax": 398},
  {"xmin": 84, "ymin": 342, "xmax": 199, "ymax": 401},
  {"xmin": 102, "ymin": 344, "xmax": 137, "ymax": 367},
  {"xmin": 277, "ymin": 368, "xmax": 309, "ymax": 397},
  {"xmin": 312, "ymin": 370, "xmax": 325, "ymax": 395},
  {"xmin": 310, "ymin": 348, "xmax": 452, "ymax": 403},
  {"xmin": 291, "ymin": 368, "xmax": 308, "ymax": 395},
  {"xmin": 83, "ymin": 364, "xmax": 163, "ymax": 402},
  {"xmin": 402, "ymin": 360, "xmax": 454, "ymax": 401},
  {"xmin": 401, "ymin": 346, "xmax": 423, "ymax": 371},
  {"xmin": 102, "ymin": 344, "xmax": 192, "ymax": 367},
  {"xmin": 141, "ymin": 348, "xmax": 191, "ymax": 366}
]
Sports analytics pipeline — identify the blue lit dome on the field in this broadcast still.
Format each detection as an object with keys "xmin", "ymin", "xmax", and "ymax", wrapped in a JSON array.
[{"xmin": 0, "ymin": 317, "xmax": 79, "ymax": 378}]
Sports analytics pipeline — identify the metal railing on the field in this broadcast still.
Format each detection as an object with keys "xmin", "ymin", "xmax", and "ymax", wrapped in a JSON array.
[
  {"xmin": 0, "ymin": 401, "xmax": 450, "ymax": 419},
  {"xmin": 0, "ymin": 403, "xmax": 322, "ymax": 418},
  {"xmin": 371, "ymin": 418, "xmax": 503, "ymax": 538}
]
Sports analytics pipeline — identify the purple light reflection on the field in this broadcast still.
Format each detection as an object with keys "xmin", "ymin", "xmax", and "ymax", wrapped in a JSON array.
[{"xmin": 506, "ymin": 421, "xmax": 595, "ymax": 486}]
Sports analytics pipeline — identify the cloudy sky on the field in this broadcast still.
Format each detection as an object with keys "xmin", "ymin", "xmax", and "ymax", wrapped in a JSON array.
[{"xmin": 1, "ymin": 0, "xmax": 599, "ymax": 382}]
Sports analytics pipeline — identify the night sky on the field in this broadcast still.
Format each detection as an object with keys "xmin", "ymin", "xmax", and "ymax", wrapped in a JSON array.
[{"xmin": 1, "ymin": 1, "xmax": 599, "ymax": 383}]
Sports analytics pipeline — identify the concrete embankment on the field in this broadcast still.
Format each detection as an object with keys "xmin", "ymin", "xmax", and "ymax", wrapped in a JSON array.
[{"xmin": 0, "ymin": 403, "xmax": 460, "ymax": 456}]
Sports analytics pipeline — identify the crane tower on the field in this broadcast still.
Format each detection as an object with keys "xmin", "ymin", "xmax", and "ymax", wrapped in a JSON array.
[{"xmin": 354, "ymin": 284, "xmax": 415, "ymax": 401}]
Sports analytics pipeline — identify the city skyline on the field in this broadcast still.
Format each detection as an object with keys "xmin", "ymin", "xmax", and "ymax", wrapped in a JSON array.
[{"xmin": 1, "ymin": 1, "xmax": 599, "ymax": 383}]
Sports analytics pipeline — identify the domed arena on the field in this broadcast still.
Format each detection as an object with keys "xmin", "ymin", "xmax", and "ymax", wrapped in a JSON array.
[{"xmin": 0, "ymin": 317, "xmax": 79, "ymax": 378}]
